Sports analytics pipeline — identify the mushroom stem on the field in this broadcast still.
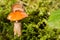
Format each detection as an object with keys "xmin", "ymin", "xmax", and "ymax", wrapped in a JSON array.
[{"xmin": 14, "ymin": 21, "xmax": 21, "ymax": 37}]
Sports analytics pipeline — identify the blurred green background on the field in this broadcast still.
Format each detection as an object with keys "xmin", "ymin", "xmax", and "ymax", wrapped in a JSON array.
[{"xmin": 0, "ymin": 0, "xmax": 60, "ymax": 40}]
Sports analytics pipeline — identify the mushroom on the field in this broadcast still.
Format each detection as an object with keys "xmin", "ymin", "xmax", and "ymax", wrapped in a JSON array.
[{"xmin": 7, "ymin": 4, "xmax": 28, "ymax": 37}]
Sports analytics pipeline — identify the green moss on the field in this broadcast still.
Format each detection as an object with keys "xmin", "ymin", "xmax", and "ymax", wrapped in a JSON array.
[{"xmin": 0, "ymin": 0, "xmax": 60, "ymax": 40}]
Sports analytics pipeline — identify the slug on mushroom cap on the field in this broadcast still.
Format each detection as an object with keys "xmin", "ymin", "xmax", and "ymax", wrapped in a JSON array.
[
  {"xmin": 12, "ymin": 3, "xmax": 24, "ymax": 12},
  {"xmin": 7, "ymin": 3, "xmax": 28, "ymax": 21}
]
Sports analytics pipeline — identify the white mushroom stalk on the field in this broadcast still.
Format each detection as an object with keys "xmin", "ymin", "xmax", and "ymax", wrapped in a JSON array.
[{"xmin": 14, "ymin": 21, "xmax": 21, "ymax": 37}]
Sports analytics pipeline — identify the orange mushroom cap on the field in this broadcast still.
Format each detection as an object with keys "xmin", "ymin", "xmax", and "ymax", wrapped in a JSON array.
[{"xmin": 7, "ymin": 11, "xmax": 28, "ymax": 21}]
